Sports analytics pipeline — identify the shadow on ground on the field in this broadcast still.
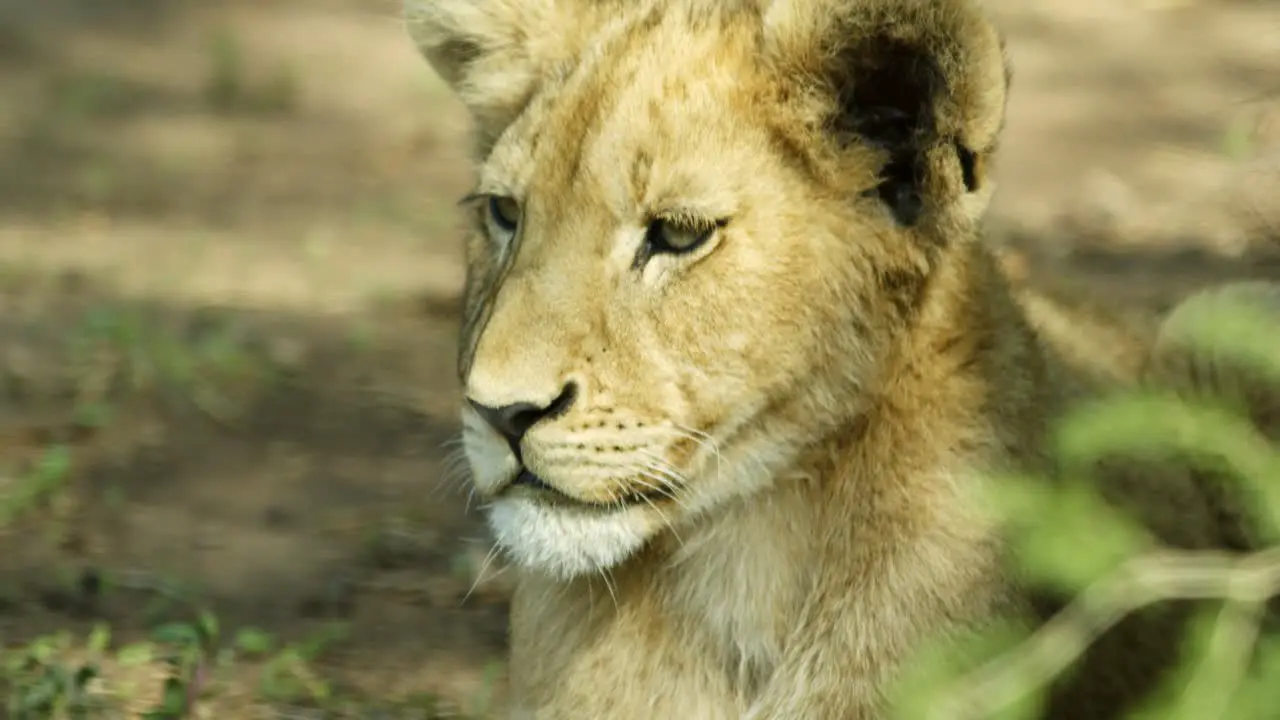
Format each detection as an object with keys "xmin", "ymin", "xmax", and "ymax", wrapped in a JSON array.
[{"xmin": 0, "ymin": 263, "xmax": 508, "ymax": 715}]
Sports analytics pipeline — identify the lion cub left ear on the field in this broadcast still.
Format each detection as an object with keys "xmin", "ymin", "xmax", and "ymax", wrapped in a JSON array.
[
  {"xmin": 764, "ymin": 0, "xmax": 1011, "ymax": 228},
  {"xmin": 404, "ymin": 0, "xmax": 604, "ymax": 152}
]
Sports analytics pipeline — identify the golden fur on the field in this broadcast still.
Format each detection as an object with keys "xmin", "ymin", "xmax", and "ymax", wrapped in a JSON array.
[{"xmin": 405, "ymin": 0, "xmax": 1276, "ymax": 716}]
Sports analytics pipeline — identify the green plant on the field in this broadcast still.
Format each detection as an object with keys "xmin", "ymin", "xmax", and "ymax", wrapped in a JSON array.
[
  {"xmin": 256, "ymin": 622, "xmax": 347, "ymax": 704},
  {"xmin": 890, "ymin": 296, "xmax": 1280, "ymax": 719},
  {"xmin": 0, "ymin": 444, "xmax": 72, "ymax": 527},
  {"xmin": 204, "ymin": 27, "xmax": 299, "ymax": 116},
  {"xmin": 1221, "ymin": 112, "xmax": 1258, "ymax": 162},
  {"xmin": 2, "ymin": 628, "xmax": 106, "ymax": 718},
  {"xmin": 68, "ymin": 305, "xmax": 263, "ymax": 423}
]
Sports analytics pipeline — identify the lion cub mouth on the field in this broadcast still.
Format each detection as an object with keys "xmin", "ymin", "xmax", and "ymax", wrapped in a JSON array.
[{"xmin": 507, "ymin": 468, "xmax": 671, "ymax": 510}]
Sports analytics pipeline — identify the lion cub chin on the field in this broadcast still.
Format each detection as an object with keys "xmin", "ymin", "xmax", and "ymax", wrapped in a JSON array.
[{"xmin": 407, "ymin": 0, "xmax": 1277, "ymax": 716}]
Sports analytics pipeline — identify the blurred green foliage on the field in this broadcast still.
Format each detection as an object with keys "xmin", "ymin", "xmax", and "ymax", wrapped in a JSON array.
[{"xmin": 891, "ymin": 287, "xmax": 1280, "ymax": 719}]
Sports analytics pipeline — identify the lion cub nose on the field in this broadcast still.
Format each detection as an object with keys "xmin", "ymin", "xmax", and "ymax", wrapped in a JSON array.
[{"xmin": 468, "ymin": 382, "xmax": 578, "ymax": 454}]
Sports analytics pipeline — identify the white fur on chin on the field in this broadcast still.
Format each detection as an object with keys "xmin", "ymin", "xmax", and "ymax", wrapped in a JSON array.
[{"xmin": 486, "ymin": 496, "xmax": 655, "ymax": 580}]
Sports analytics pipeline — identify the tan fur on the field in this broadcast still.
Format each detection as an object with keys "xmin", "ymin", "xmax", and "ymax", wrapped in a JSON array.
[
  {"xmin": 405, "ymin": 0, "xmax": 1275, "ymax": 717},
  {"xmin": 1013, "ymin": 283, "xmax": 1154, "ymax": 386}
]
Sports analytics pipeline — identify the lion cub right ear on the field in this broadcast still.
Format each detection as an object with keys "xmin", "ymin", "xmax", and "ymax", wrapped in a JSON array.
[
  {"xmin": 405, "ymin": 0, "xmax": 604, "ymax": 151},
  {"xmin": 763, "ymin": 0, "xmax": 1010, "ymax": 229}
]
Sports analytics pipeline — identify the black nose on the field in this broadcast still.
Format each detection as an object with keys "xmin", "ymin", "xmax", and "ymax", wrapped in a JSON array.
[{"xmin": 468, "ymin": 382, "xmax": 578, "ymax": 455}]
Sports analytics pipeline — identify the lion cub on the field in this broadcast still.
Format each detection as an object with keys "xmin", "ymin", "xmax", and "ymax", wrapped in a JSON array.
[{"xmin": 406, "ymin": 0, "xmax": 1275, "ymax": 716}]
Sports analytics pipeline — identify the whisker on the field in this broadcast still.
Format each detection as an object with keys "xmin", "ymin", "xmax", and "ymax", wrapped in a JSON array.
[
  {"xmin": 650, "ymin": 423, "xmax": 777, "ymax": 510},
  {"xmin": 598, "ymin": 569, "xmax": 620, "ymax": 612},
  {"xmin": 460, "ymin": 543, "xmax": 503, "ymax": 607},
  {"xmin": 637, "ymin": 484, "xmax": 687, "ymax": 548},
  {"xmin": 618, "ymin": 466, "xmax": 688, "ymax": 548},
  {"xmin": 439, "ymin": 468, "xmax": 471, "ymax": 489},
  {"xmin": 621, "ymin": 464, "xmax": 683, "ymax": 500},
  {"xmin": 673, "ymin": 422, "xmax": 718, "ymax": 445},
  {"xmin": 671, "ymin": 422, "xmax": 771, "ymax": 490},
  {"xmin": 634, "ymin": 453, "xmax": 696, "ymax": 499},
  {"xmin": 432, "ymin": 450, "xmax": 473, "ymax": 499},
  {"xmin": 672, "ymin": 423, "xmax": 728, "ymax": 479},
  {"xmin": 646, "ymin": 424, "xmax": 724, "ymax": 479},
  {"xmin": 441, "ymin": 460, "xmax": 470, "ymax": 481},
  {"xmin": 630, "ymin": 466, "xmax": 691, "ymax": 511},
  {"xmin": 636, "ymin": 449, "xmax": 688, "ymax": 481},
  {"xmin": 440, "ymin": 448, "xmax": 470, "ymax": 474}
]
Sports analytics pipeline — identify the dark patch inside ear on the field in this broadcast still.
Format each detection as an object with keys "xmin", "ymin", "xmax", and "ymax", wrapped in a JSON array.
[
  {"xmin": 829, "ymin": 38, "xmax": 946, "ymax": 226},
  {"xmin": 956, "ymin": 142, "xmax": 979, "ymax": 192}
]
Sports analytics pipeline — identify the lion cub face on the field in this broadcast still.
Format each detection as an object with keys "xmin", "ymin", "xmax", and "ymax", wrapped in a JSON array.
[
  {"xmin": 458, "ymin": 28, "xmax": 872, "ymax": 580},
  {"xmin": 409, "ymin": 0, "xmax": 1009, "ymax": 579}
]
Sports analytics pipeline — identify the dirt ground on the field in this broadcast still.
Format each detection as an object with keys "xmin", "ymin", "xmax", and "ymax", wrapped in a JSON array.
[{"xmin": 0, "ymin": 0, "xmax": 1276, "ymax": 717}]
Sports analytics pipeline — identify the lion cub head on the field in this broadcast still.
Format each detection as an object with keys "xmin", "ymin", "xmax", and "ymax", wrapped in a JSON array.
[{"xmin": 407, "ymin": 0, "xmax": 1010, "ymax": 579}]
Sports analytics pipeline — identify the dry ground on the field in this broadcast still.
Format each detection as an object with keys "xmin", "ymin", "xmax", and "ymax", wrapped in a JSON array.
[{"xmin": 0, "ymin": 0, "xmax": 1276, "ymax": 717}]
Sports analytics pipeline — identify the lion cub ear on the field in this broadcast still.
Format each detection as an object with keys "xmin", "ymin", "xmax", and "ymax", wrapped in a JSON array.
[
  {"xmin": 404, "ymin": 0, "xmax": 600, "ymax": 150},
  {"xmin": 764, "ymin": 0, "xmax": 1011, "ymax": 227}
]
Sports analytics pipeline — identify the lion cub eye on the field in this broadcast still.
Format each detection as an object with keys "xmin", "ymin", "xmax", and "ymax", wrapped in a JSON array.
[
  {"xmin": 644, "ymin": 216, "xmax": 723, "ymax": 256},
  {"xmin": 487, "ymin": 195, "xmax": 521, "ymax": 233}
]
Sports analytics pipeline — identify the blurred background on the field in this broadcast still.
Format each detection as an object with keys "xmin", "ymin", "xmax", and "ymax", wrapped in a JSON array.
[{"xmin": 0, "ymin": 0, "xmax": 1275, "ymax": 716}]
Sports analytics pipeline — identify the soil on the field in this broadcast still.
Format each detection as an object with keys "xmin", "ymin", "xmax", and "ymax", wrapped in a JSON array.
[{"xmin": 0, "ymin": 0, "xmax": 1275, "ymax": 716}]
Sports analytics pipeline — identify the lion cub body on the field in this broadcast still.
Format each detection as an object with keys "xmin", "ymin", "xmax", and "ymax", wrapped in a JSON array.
[{"xmin": 406, "ymin": 0, "xmax": 1271, "ymax": 717}]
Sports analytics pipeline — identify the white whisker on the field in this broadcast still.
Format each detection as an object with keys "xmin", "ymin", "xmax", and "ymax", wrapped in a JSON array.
[
  {"xmin": 613, "ymin": 462, "xmax": 691, "ymax": 548},
  {"xmin": 598, "ymin": 569, "xmax": 620, "ymax": 611},
  {"xmin": 460, "ymin": 542, "xmax": 503, "ymax": 607}
]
